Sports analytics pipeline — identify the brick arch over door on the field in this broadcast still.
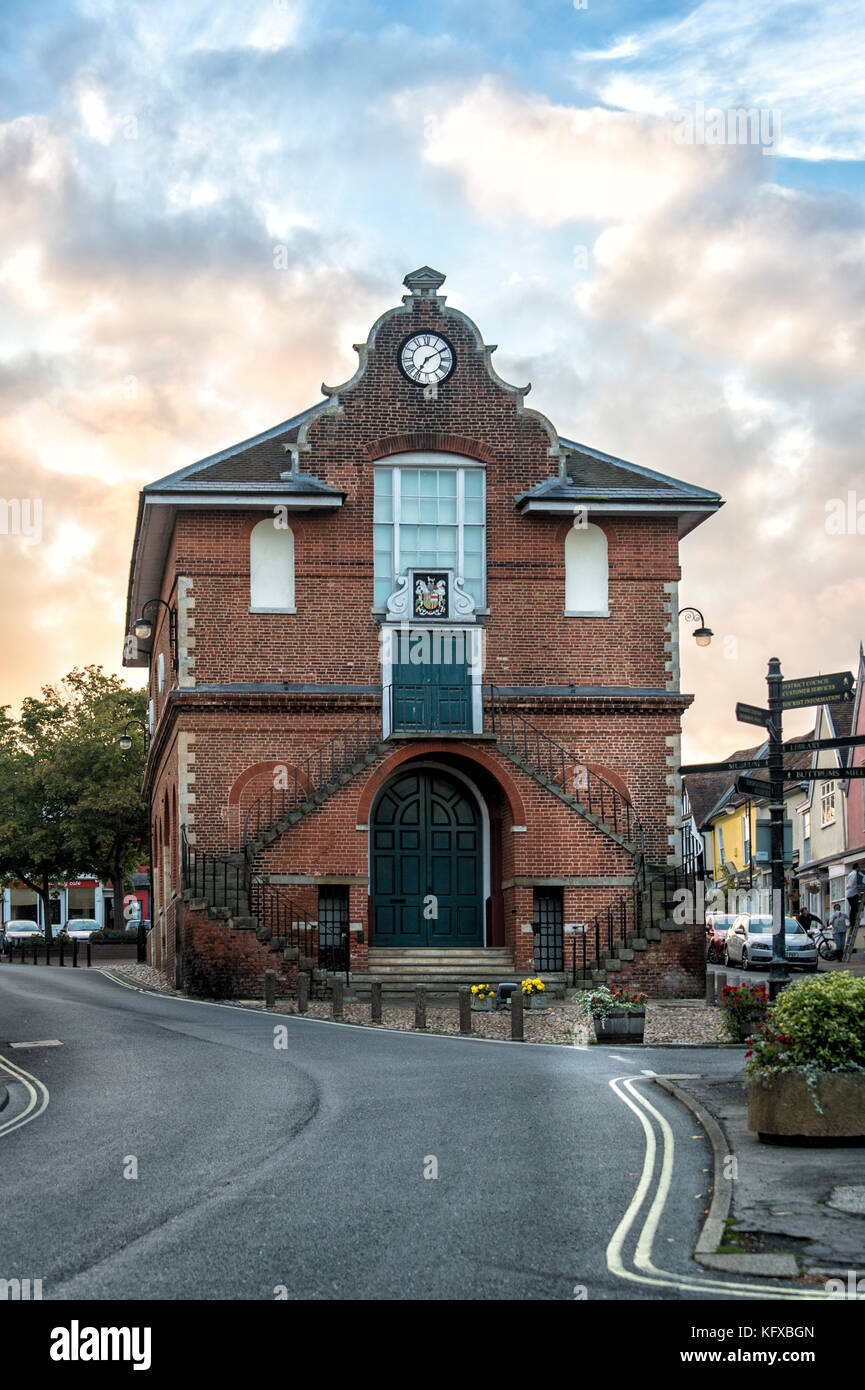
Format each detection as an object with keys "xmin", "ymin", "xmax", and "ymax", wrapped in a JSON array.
[{"xmin": 356, "ymin": 741, "xmax": 526, "ymax": 827}]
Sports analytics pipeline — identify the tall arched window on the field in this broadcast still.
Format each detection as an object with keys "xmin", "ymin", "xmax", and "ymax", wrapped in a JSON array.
[
  {"xmin": 250, "ymin": 517, "xmax": 295, "ymax": 612},
  {"xmin": 565, "ymin": 523, "xmax": 609, "ymax": 617}
]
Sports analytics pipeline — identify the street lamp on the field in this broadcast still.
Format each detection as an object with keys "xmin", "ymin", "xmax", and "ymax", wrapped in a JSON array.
[
  {"xmin": 132, "ymin": 598, "xmax": 178, "ymax": 671},
  {"xmin": 679, "ymin": 606, "xmax": 714, "ymax": 647},
  {"xmin": 116, "ymin": 719, "xmax": 151, "ymax": 962},
  {"xmin": 117, "ymin": 719, "xmax": 150, "ymax": 754}
]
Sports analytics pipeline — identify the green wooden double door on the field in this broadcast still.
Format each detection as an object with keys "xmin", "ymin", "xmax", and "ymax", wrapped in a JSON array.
[{"xmin": 372, "ymin": 769, "xmax": 484, "ymax": 947}]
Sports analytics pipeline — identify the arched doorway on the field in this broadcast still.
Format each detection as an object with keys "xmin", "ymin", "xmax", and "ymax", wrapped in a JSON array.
[{"xmin": 371, "ymin": 767, "xmax": 484, "ymax": 947}]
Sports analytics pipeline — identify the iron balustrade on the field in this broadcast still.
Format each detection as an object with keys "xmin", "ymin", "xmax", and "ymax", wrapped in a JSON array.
[
  {"xmin": 249, "ymin": 880, "xmax": 350, "ymax": 983},
  {"xmin": 181, "ymin": 826, "xmax": 249, "ymax": 919},
  {"xmin": 243, "ymin": 705, "xmax": 382, "ymax": 846},
  {"xmin": 568, "ymin": 858, "xmax": 706, "ymax": 984},
  {"xmin": 486, "ymin": 685, "xmax": 644, "ymax": 856}
]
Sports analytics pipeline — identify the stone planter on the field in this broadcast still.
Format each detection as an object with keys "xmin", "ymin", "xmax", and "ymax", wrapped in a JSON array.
[
  {"xmin": 472, "ymin": 997, "xmax": 493, "ymax": 1012},
  {"xmin": 748, "ymin": 1071, "xmax": 865, "ymax": 1141},
  {"xmin": 525, "ymin": 993, "xmax": 547, "ymax": 1010},
  {"xmin": 593, "ymin": 1008, "xmax": 645, "ymax": 1043}
]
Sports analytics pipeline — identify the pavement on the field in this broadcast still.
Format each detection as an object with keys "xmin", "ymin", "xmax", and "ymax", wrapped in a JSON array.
[{"xmin": 663, "ymin": 1070, "xmax": 865, "ymax": 1278}]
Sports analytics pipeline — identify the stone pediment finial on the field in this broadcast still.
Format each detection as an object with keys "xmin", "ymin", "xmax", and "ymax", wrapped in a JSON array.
[{"xmin": 403, "ymin": 266, "xmax": 447, "ymax": 296}]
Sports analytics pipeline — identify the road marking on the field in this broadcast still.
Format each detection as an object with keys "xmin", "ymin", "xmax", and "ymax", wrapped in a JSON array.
[
  {"xmin": 9, "ymin": 1040, "xmax": 62, "ymax": 1048},
  {"xmin": 0, "ymin": 1053, "xmax": 50, "ymax": 1139},
  {"xmin": 640, "ymin": 1068, "xmax": 657, "ymax": 1075},
  {"xmin": 606, "ymin": 1075, "xmax": 840, "ymax": 1300}
]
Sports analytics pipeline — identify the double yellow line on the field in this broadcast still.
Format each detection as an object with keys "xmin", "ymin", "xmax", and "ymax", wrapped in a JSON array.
[
  {"xmin": 0, "ymin": 1052, "xmax": 50, "ymax": 1138},
  {"xmin": 606, "ymin": 1075, "xmax": 841, "ymax": 1301}
]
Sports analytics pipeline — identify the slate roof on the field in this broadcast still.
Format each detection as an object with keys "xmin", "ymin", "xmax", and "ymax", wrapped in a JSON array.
[
  {"xmin": 683, "ymin": 735, "xmax": 818, "ymax": 827},
  {"xmin": 514, "ymin": 436, "xmax": 722, "ymax": 537}
]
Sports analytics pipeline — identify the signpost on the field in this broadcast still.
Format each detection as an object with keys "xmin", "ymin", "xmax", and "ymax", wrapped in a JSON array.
[
  {"xmin": 679, "ymin": 756, "xmax": 769, "ymax": 775},
  {"xmin": 782, "ymin": 766, "xmax": 865, "ymax": 781},
  {"xmin": 734, "ymin": 774, "xmax": 769, "ymax": 798},
  {"xmin": 783, "ymin": 733, "xmax": 865, "ymax": 756},
  {"xmin": 779, "ymin": 671, "xmax": 854, "ymax": 707},
  {"xmin": 681, "ymin": 660, "xmax": 857, "ymax": 1000},
  {"xmin": 736, "ymin": 702, "xmax": 772, "ymax": 728}
]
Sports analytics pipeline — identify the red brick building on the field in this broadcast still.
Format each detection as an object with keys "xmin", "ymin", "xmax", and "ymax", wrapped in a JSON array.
[{"xmin": 124, "ymin": 267, "xmax": 722, "ymax": 997}]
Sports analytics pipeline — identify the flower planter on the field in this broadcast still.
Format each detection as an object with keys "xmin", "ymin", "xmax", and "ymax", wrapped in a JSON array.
[
  {"xmin": 472, "ymin": 998, "xmax": 493, "ymax": 1012},
  {"xmin": 748, "ymin": 1071, "xmax": 865, "ymax": 1140},
  {"xmin": 593, "ymin": 1008, "xmax": 645, "ymax": 1043},
  {"xmin": 733, "ymin": 1017, "xmax": 763, "ymax": 1043},
  {"xmin": 524, "ymin": 993, "xmax": 546, "ymax": 1010}
]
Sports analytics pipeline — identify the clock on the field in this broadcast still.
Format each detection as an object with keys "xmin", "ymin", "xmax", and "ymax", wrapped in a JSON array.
[{"xmin": 398, "ymin": 332, "xmax": 455, "ymax": 385}]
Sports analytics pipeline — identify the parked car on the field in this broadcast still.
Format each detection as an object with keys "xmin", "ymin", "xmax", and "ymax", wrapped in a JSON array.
[
  {"xmin": 705, "ymin": 913, "xmax": 738, "ymax": 963},
  {"xmin": 4, "ymin": 921, "xmax": 42, "ymax": 944},
  {"xmin": 723, "ymin": 914, "xmax": 818, "ymax": 972},
  {"xmin": 62, "ymin": 918, "xmax": 102, "ymax": 940}
]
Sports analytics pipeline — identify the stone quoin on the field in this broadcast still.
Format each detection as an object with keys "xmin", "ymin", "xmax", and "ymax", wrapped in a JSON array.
[{"xmin": 123, "ymin": 267, "xmax": 723, "ymax": 998}]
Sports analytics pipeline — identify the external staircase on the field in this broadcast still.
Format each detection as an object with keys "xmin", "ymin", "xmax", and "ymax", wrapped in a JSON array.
[
  {"xmin": 180, "ymin": 689, "xmax": 697, "ymax": 994},
  {"xmin": 349, "ymin": 948, "xmax": 567, "ymax": 999}
]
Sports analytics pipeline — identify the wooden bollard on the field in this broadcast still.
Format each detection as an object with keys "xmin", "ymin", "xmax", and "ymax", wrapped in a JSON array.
[
  {"xmin": 415, "ymin": 985, "xmax": 427, "ymax": 1031},
  {"xmin": 333, "ymin": 979, "xmax": 344, "ymax": 1019},
  {"xmin": 459, "ymin": 987, "xmax": 472, "ymax": 1035},
  {"xmin": 705, "ymin": 969, "xmax": 715, "ymax": 1006},
  {"xmin": 264, "ymin": 969, "xmax": 276, "ymax": 1010},
  {"xmin": 511, "ymin": 989, "xmax": 524, "ymax": 1041},
  {"xmin": 297, "ymin": 972, "xmax": 309, "ymax": 1014},
  {"xmin": 716, "ymin": 969, "xmax": 727, "ymax": 1001},
  {"xmin": 370, "ymin": 980, "xmax": 382, "ymax": 1023}
]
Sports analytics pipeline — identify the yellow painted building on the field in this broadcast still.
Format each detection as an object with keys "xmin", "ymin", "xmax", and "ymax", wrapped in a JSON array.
[{"xmin": 706, "ymin": 798, "xmax": 759, "ymax": 882}]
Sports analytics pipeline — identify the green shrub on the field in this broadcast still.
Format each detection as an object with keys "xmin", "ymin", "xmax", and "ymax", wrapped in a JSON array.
[{"xmin": 747, "ymin": 972, "xmax": 865, "ymax": 1077}]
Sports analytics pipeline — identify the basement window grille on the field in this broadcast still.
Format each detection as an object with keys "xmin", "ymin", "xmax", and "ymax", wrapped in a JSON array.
[{"xmin": 533, "ymin": 888, "xmax": 564, "ymax": 973}]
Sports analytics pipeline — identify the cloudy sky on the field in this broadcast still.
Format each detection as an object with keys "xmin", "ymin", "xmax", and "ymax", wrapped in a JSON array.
[{"xmin": 1, "ymin": 0, "xmax": 863, "ymax": 760}]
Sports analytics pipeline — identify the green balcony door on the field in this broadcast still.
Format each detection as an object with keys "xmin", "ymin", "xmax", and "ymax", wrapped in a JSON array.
[
  {"xmin": 372, "ymin": 769, "xmax": 483, "ymax": 947},
  {"xmin": 391, "ymin": 628, "xmax": 471, "ymax": 732}
]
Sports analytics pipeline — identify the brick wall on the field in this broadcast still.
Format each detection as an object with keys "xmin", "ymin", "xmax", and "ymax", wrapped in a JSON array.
[{"xmin": 137, "ymin": 286, "xmax": 703, "ymax": 998}]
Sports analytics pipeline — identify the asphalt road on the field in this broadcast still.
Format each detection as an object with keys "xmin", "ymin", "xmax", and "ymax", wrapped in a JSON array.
[{"xmin": 0, "ymin": 965, "xmax": 809, "ymax": 1302}]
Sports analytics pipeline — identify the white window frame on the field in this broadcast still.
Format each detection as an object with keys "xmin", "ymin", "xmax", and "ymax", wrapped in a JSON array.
[
  {"xmin": 373, "ymin": 454, "xmax": 487, "ymax": 609},
  {"xmin": 717, "ymin": 824, "xmax": 725, "ymax": 865},
  {"xmin": 820, "ymin": 780, "xmax": 836, "ymax": 828}
]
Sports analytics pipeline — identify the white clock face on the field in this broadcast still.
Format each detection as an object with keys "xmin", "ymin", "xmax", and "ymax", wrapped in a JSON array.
[{"xmin": 398, "ymin": 333, "xmax": 455, "ymax": 385}]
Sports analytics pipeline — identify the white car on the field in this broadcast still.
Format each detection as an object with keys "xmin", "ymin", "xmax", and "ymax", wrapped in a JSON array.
[
  {"xmin": 723, "ymin": 914, "xmax": 818, "ymax": 972},
  {"xmin": 4, "ymin": 921, "xmax": 42, "ymax": 944},
  {"xmin": 62, "ymin": 918, "xmax": 101, "ymax": 940}
]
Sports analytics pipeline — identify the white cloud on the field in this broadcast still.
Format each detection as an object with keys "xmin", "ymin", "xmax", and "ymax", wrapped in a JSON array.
[
  {"xmin": 402, "ymin": 77, "xmax": 737, "ymax": 226},
  {"xmin": 573, "ymin": 0, "xmax": 865, "ymax": 162}
]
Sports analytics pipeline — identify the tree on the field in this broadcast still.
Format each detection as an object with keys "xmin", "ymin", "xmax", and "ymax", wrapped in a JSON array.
[
  {"xmin": 2, "ymin": 668, "xmax": 148, "ymax": 931},
  {"xmin": 0, "ymin": 704, "xmax": 79, "ymax": 932}
]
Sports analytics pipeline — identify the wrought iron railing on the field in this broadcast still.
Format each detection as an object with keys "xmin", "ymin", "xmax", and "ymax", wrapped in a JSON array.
[
  {"xmin": 249, "ymin": 880, "xmax": 349, "ymax": 982},
  {"xmin": 568, "ymin": 858, "xmax": 706, "ymax": 983},
  {"xmin": 181, "ymin": 826, "xmax": 249, "ymax": 918},
  {"xmin": 486, "ymin": 686, "xmax": 644, "ymax": 852},
  {"xmin": 243, "ymin": 706, "xmax": 382, "ymax": 846}
]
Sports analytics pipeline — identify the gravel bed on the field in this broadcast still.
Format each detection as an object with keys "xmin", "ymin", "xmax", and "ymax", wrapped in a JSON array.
[
  {"xmin": 103, "ymin": 961, "xmax": 182, "ymax": 995},
  {"xmin": 100, "ymin": 968, "xmax": 729, "ymax": 1045},
  {"xmin": 270, "ymin": 999, "xmax": 592, "ymax": 1043}
]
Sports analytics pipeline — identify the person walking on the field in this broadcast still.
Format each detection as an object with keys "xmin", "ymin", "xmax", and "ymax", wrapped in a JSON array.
[
  {"xmin": 843, "ymin": 867, "xmax": 865, "ymax": 960},
  {"xmin": 830, "ymin": 904, "xmax": 849, "ymax": 961},
  {"xmin": 796, "ymin": 905, "xmax": 823, "ymax": 936}
]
